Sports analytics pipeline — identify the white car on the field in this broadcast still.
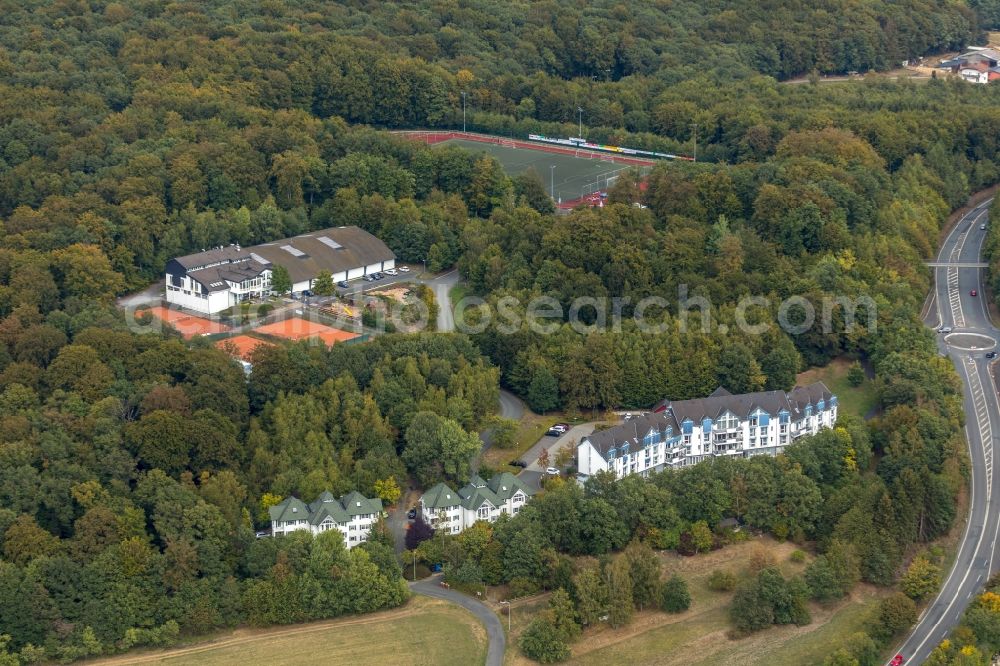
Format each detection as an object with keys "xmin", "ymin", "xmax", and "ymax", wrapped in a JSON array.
[
  {"xmin": 981, "ymin": 224, "xmax": 988, "ymax": 231},
  {"xmin": 384, "ymin": 268, "xmax": 398, "ymax": 276},
  {"xmin": 545, "ymin": 467, "xmax": 560, "ymax": 476},
  {"xmin": 939, "ymin": 326, "xmax": 952, "ymax": 334},
  {"xmin": 398, "ymin": 265, "xmax": 410, "ymax": 272}
]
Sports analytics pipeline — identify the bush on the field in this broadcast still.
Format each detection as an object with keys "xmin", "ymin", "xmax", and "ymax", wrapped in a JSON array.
[
  {"xmin": 660, "ymin": 575, "xmax": 691, "ymax": 613},
  {"xmin": 900, "ymin": 555, "xmax": 941, "ymax": 601},
  {"xmin": 789, "ymin": 549, "xmax": 806, "ymax": 563},
  {"xmin": 847, "ymin": 361, "xmax": 865, "ymax": 387},
  {"xmin": 519, "ymin": 617, "xmax": 570, "ymax": 663},
  {"xmin": 707, "ymin": 569, "xmax": 738, "ymax": 592},
  {"xmin": 870, "ymin": 593, "xmax": 917, "ymax": 643}
]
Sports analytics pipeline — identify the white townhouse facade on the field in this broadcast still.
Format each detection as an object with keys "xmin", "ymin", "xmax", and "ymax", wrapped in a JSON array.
[
  {"xmin": 419, "ymin": 473, "xmax": 534, "ymax": 535},
  {"xmin": 165, "ymin": 225, "xmax": 396, "ymax": 315},
  {"xmin": 578, "ymin": 383, "xmax": 838, "ymax": 480},
  {"xmin": 268, "ymin": 490, "xmax": 383, "ymax": 548}
]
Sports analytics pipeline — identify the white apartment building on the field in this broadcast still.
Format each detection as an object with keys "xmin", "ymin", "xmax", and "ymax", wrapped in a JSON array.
[
  {"xmin": 269, "ymin": 490, "xmax": 383, "ymax": 548},
  {"xmin": 419, "ymin": 473, "xmax": 534, "ymax": 535},
  {"xmin": 577, "ymin": 383, "xmax": 837, "ymax": 480}
]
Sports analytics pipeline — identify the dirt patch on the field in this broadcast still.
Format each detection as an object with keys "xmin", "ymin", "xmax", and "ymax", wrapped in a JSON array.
[{"xmin": 369, "ymin": 286, "xmax": 411, "ymax": 303}]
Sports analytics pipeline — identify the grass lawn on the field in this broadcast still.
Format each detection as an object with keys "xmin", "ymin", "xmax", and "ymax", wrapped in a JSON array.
[
  {"xmin": 449, "ymin": 282, "xmax": 468, "ymax": 307},
  {"xmin": 89, "ymin": 597, "xmax": 486, "ymax": 666},
  {"xmin": 797, "ymin": 356, "xmax": 878, "ymax": 420}
]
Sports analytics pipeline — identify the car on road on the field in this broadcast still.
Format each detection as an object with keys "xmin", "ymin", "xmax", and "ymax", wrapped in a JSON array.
[
  {"xmin": 338, "ymin": 280, "xmax": 350, "ymax": 289},
  {"xmin": 407, "ymin": 508, "xmax": 417, "ymax": 520},
  {"xmin": 545, "ymin": 467, "xmax": 560, "ymax": 476},
  {"xmin": 971, "ymin": 289, "xmax": 978, "ymax": 296},
  {"xmin": 982, "ymin": 224, "xmax": 988, "ymax": 231},
  {"xmin": 988, "ymin": 351, "xmax": 998, "ymax": 359},
  {"xmin": 384, "ymin": 268, "xmax": 398, "ymax": 276},
  {"xmin": 398, "ymin": 265, "xmax": 410, "ymax": 272},
  {"xmin": 939, "ymin": 326, "xmax": 953, "ymax": 334},
  {"xmin": 509, "ymin": 460, "xmax": 527, "ymax": 468},
  {"xmin": 890, "ymin": 655, "xmax": 904, "ymax": 666}
]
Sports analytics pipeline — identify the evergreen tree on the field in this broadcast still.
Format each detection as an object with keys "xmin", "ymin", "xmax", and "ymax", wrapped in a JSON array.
[{"xmin": 527, "ymin": 367, "xmax": 559, "ymax": 413}]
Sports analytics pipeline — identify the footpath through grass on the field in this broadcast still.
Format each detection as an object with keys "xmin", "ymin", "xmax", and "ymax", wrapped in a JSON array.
[
  {"xmin": 88, "ymin": 597, "xmax": 487, "ymax": 666},
  {"xmin": 505, "ymin": 538, "xmax": 887, "ymax": 666}
]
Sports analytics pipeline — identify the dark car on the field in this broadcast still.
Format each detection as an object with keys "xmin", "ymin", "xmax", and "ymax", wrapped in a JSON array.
[
  {"xmin": 372, "ymin": 272, "xmax": 384, "ymax": 280},
  {"xmin": 988, "ymin": 351, "xmax": 997, "ymax": 359},
  {"xmin": 407, "ymin": 508, "xmax": 417, "ymax": 520},
  {"xmin": 509, "ymin": 459, "xmax": 527, "ymax": 468},
  {"xmin": 545, "ymin": 429, "xmax": 562, "ymax": 437},
  {"xmin": 303, "ymin": 289, "xmax": 314, "ymax": 297},
  {"xmin": 338, "ymin": 280, "xmax": 350, "ymax": 288}
]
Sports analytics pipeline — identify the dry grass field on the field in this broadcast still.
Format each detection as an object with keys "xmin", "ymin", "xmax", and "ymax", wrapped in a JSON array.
[{"xmin": 87, "ymin": 596, "xmax": 487, "ymax": 666}]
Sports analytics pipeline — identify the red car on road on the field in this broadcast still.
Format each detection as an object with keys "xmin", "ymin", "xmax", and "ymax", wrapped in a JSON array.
[
  {"xmin": 971, "ymin": 289, "xmax": 978, "ymax": 297},
  {"xmin": 890, "ymin": 655, "xmax": 904, "ymax": 666}
]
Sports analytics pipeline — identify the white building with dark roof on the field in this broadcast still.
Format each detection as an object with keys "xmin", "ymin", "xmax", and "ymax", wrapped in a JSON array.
[
  {"xmin": 577, "ymin": 382, "xmax": 837, "ymax": 480},
  {"xmin": 268, "ymin": 490, "xmax": 383, "ymax": 548},
  {"xmin": 418, "ymin": 473, "xmax": 534, "ymax": 535},
  {"xmin": 165, "ymin": 226, "xmax": 396, "ymax": 314}
]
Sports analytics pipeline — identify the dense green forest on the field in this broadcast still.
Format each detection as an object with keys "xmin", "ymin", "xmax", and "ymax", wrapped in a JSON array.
[{"xmin": 1, "ymin": 0, "xmax": 1000, "ymax": 662}]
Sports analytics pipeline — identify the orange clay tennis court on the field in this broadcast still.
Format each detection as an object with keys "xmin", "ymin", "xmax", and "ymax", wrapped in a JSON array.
[
  {"xmin": 215, "ymin": 335, "xmax": 273, "ymax": 361},
  {"xmin": 141, "ymin": 306, "xmax": 230, "ymax": 338},
  {"xmin": 255, "ymin": 317, "xmax": 361, "ymax": 346}
]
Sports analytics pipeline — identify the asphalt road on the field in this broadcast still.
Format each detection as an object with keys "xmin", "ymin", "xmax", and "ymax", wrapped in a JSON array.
[
  {"xmin": 892, "ymin": 198, "xmax": 1000, "ymax": 665},
  {"xmin": 410, "ymin": 575, "xmax": 504, "ymax": 666}
]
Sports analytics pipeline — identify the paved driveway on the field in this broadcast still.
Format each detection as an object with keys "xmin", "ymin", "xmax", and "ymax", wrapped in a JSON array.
[
  {"xmin": 521, "ymin": 423, "xmax": 596, "ymax": 472},
  {"xmin": 410, "ymin": 574, "xmax": 504, "ymax": 666}
]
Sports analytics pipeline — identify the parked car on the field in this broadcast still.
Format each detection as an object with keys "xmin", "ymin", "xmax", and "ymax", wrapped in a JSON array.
[
  {"xmin": 372, "ymin": 272, "xmax": 384, "ymax": 280},
  {"xmin": 384, "ymin": 268, "xmax": 398, "ymax": 276},
  {"xmin": 363, "ymin": 274, "xmax": 375, "ymax": 282},
  {"xmin": 509, "ymin": 459, "xmax": 527, "ymax": 468},
  {"xmin": 398, "ymin": 265, "xmax": 410, "ymax": 272},
  {"xmin": 545, "ymin": 467, "xmax": 560, "ymax": 476},
  {"xmin": 545, "ymin": 429, "xmax": 562, "ymax": 437},
  {"xmin": 988, "ymin": 351, "xmax": 998, "ymax": 359},
  {"xmin": 407, "ymin": 508, "xmax": 417, "ymax": 520},
  {"xmin": 303, "ymin": 289, "xmax": 314, "ymax": 297},
  {"xmin": 971, "ymin": 289, "xmax": 978, "ymax": 296},
  {"xmin": 554, "ymin": 423, "xmax": 570, "ymax": 430},
  {"xmin": 338, "ymin": 280, "xmax": 350, "ymax": 288},
  {"xmin": 254, "ymin": 530, "xmax": 270, "ymax": 539}
]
